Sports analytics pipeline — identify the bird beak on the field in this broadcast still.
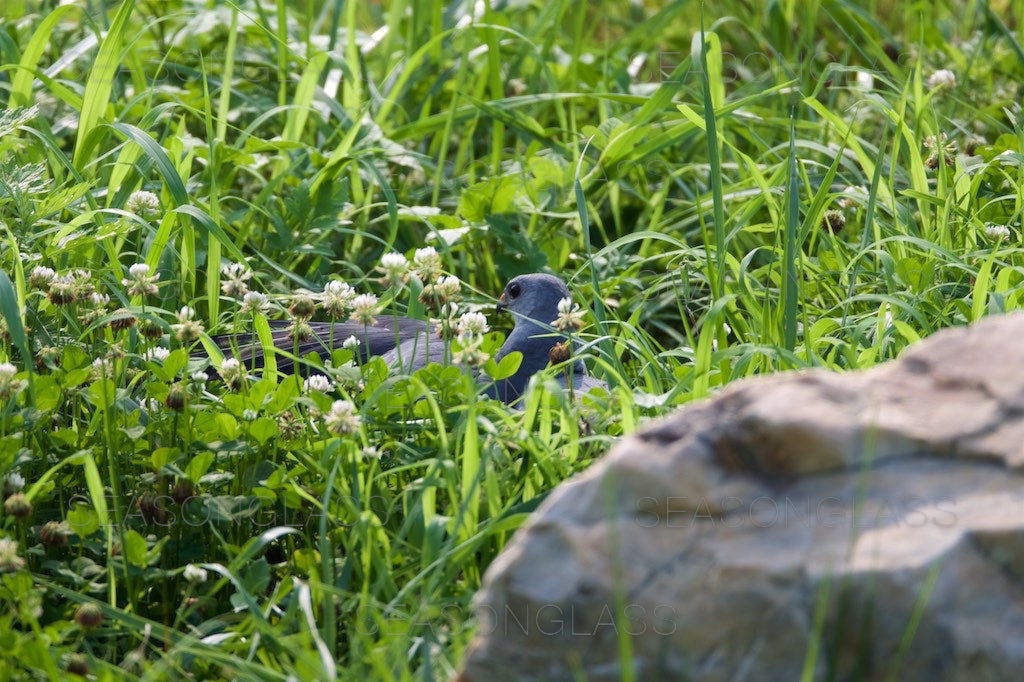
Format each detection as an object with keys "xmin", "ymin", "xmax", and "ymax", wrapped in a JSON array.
[{"xmin": 496, "ymin": 292, "xmax": 507, "ymax": 313}]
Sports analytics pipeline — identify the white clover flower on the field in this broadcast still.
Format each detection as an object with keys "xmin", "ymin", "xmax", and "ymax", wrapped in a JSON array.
[
  {"xmin": 0, "ymin": 363, "xmax": 23, "ymax": 401},
  {"xmin": 126, "ymin": 190, "xmax": 161, "ymax": 218},
  {"xmin": 241, "ymin": 291, "xmax": 269, "ymax": 315},
  {"xmin": 0, "ymin": 363, "xmax": 18, "ymax": 382},
  {"xmin": 430, "ymin": 302, "xmax": 463, "ymax": 340},
  {"xmin": 377, "ymin": 252, "xmax": 410, "ymax": 287},
  {"xmin": 78, "ymin": 291, "xmax": 112, "ymax": 325},
  {"xmin": 190, "ymin": 371, "xmax": 208, "ymax": 383},
  {"xmin": 342, "ymin": 335, "xmax": 360, "ymax": 351},
  {"xmin": 349, "ymin": 293, "xmax": 379, "ymax": 326},
  {"xmin": 3, "ymin": 472, "xmax": 25, "ymax": 494},
  {"xmin": 854, "ymin": 70, "xmax": 874, "ymax": 90},
  {"xmin": 380, "ymin": 252, "xmax": 408, "ymax": 269},
  {"xmin": 123, "ymin": 262, "xmax": 159, "ymax": 297},
  {"xmin": 221, "ymin": 262, "xmax": 250, "ymax": 279},
  {"xmin": 420, "ymin": 274, "xmax": 462, "ymax": 309},
  {"xmin": 171, "ymin": 306, "xmax": 203, "ymax": 342},
  {"xmin": 242, "ymin": 409, "xmax": 258, "ymax": 422},
  {"xmin": 412, "ymin": 246, "xmax": 442, "ymax": 281},
  {"xmin": 552, "ymin": 297, "xmax": 585, "ymax": 332},
  {"xmin": 362, "ymin": 446, "xmax": 383, "ymax": 459},
  {"xmin": 29, "ymin": 266, "xmax": 56, "ymax": 289},
  {"xmin": 923, "ymin": 132, "xmax": 957, "ymax": 170},
  {"xmin": 286, "ymin": 319, "xmax": 312, "ymax": 343},
  {"xmin": 321, "ymin": 280, "xmax": 356, "ymax": 319},
  {"xmin": 220, "ymin": 262, "xmax": 252, "ymax": 298},
  {"xmin": 324, "ymin": 280, "xmax": 354, "ymax": 297},
  {"xmin": 71, "ymin": 268, "xmax": 92, "ymax": 284},
  {"xmin": 144, "ymin": 347, "xmax": 170, "ymax": 362},
  {"xmin": 413, "ymin": 246, "xmax": 439, "ymax": 264},
  {"xmin": 436, "ymin": 275, "xmax": 461, "ymax": 299},
  {"xmin": 927, "ymin": 69, "xmax": 956, "ymax": 89},
  {"xmin": 46, "ymin": 274, "xmax": 77, "ymax": 305},
  {"xmin": 91, "ymin": 357, "xmax": 113, "ymax": 380},
  {"xmin": 456, "ymin": 311, "xmax": 489, "ymax": 336},
  {"xmin": 452, "ymin": 332, "xmax": 490, "ymax": 367},
  {"xmin": 985, "ymin": 223, "xmax": 1011, "ymax": 241},
  {"xmin": 325, "ymin": 399, "xmax": 361, "ymax": 435},
  {"xmin": 138, "ymin": 397, "xmax": 161, "ymax": 414},
  {"xmin": 0, "ymin": 538, "xmax": 25, "ymax": 573},
  {"xmin": 183, "ymin": 564, "xmax": 208, "ymax": 584},
  {"xmin": 219, "ymin": 357, "xmax": 244, "ymax": 390},
  {"xmin": 129, "ymin": 263, "xmax": 151, "ymax": 279},
  {"xmin": 304, "ymin": 375, "xmax": 334, "ymax": 393}
]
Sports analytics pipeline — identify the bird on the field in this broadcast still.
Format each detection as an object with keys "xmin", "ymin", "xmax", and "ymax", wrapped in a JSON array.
[
  {"xmin": 205, "ymin": 273, "xmax": 606, "ymax": 403},
  {"xmin": 383, "ymin": 273, "xmax": 606, "ymax": 403}
]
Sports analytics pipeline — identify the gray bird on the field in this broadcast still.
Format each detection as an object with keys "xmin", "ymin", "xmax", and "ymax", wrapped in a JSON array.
[
  {"xmin": 482, "ymin": 273, "xmax": 606, "ymax": 403},
  {"xmin": 206, "ymin": 273, "xmax": 606, "ymax": 403},
  {"xmin": 383, "ymin": 273, "xmax": 606, "ymax": 403}
]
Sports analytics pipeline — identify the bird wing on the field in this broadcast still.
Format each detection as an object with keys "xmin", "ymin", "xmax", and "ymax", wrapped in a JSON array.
[{"xmin": 202, "ymin": 315, "xmax": 429, "ymax": 375}]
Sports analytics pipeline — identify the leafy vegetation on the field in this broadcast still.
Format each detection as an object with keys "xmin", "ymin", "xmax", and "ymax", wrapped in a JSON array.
[{"xmin": 0, "ymin": 0, "xmax": 1022, "ymax": 678}]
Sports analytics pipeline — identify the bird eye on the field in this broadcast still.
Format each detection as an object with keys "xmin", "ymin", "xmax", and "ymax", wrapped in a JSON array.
[{"xmin": 508, "ymin": 282, "xmax": 521, "ymax": 298}]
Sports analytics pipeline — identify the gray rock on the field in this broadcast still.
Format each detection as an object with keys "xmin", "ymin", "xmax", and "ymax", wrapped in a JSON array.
[{"xmin": 460, "ymin": 313, "xmax": 1024, "ymax": 682}]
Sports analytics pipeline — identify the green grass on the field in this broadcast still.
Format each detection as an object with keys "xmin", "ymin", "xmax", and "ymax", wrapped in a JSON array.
[{"xmin": 0, "ymin": 0, "xmax": 1022, "ymax": 678}]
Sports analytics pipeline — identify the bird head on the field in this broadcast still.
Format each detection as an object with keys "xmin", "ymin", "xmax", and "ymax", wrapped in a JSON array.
[{"xmin": 495, "ymin": 273, "xmax": 572, "ymax": 328}]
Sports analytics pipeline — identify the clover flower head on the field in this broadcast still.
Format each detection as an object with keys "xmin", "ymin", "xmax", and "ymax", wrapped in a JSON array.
[
  {"xmin": 349, "ymin": 293, "xmax": 379, "ymax": 326},
  {"xmin": 985, "ymin": 223, "xmax": 1011, "ymax": 241},
  {"xmin": 48, "ymin": 274, "xmax": 78, "ymax": 305},
  {"xmin": 325, "ymin": 399, "xmax": 361, "ymax": 435},
  {"xmin": 287, "ymin": 319, "xmax": 313, "ymax": 342},
  {"xmin": 123, "ymin": 262, "xmax": 160, "ymax": 297},
  {"xmin": 91, "ymin": 357, "xmax": 113, "ymax": 381},
  {"xmin": 220, "ymin": 262, "xmax": 252, "ymax": 298},
  {"xmin": 183, "ymin": 564, "xmax": 208, "ymax": 584},
  {"xmin": 927, "ymin": 69, "xmax": 956, "ymax": 89},
  {"xmin": 838, "ymin": 185, "xmax": 867, "ymax": 210},
  {"xmin": 171, "ymin": 306, "xmax": 204, "ymax": 343},
  {"xmin": 0, "ymin": 538, "xmax": 25, "ymax": 573},
  {"xmin": 288, "ymin": 292, "xmax": 316, "ymax": 320},
  {"xmin": 0, "ymin": 362, "xmax": 24, "ymax": 400},
  {"xmin": 29, "ymin": 266, "xmax": 55, "ymax": 290},
  {"xmin": 304, "ymin": 375, "xmax": 334, "ymax": 393},
  {"xmin": 144, "ymin": 347, "xmax": 170, "ymax": 363},
  {"xmin": 452, "ymin": 332, "xmax": 490, "ymax": 368},
  {"xmin": 456, "ymin": 311, "xmax": 489, "ymax": 336},
  {"xmin": 552, "ymin": 296, "xmax": 585, "ymax": 332},
  {"xmin": 241, "ymin": 291, "xmax": 269, "ymax": 315},
  {"xmin": 220, "ymin": 357, "xmax": 244, "ymax": 390},
  {"xmin": 321, "ymin": 280, "xmax": 356, "ymax": 319},
  {"xmin": 126, "ymin": 190, "xmax": 161, "ymax": 218},
  {"xmin": 377, "ymin": 252, "xmax": 410, "ymax": 287},
  {"xmin": 412, "ymin": 246, "xmax": 442, "ymax": 282}
]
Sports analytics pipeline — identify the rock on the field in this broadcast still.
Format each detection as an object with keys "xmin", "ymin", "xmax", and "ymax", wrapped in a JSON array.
[{"xmin": 459, "ymin": 313, "xmax": 1024, "ymax": 682}]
